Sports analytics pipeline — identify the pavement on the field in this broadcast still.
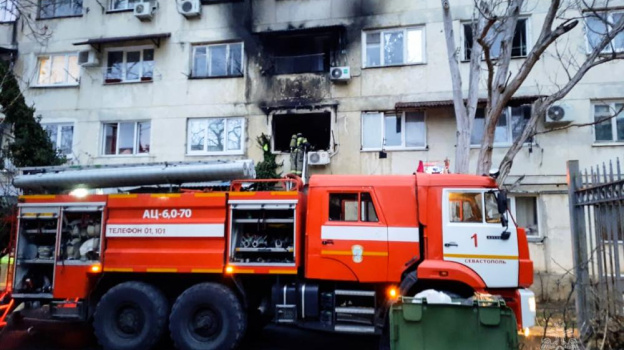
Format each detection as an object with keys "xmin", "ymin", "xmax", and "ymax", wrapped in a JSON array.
[{"xmin": 0, "ymin": 323, "xmax": 379, "ymax": 350}]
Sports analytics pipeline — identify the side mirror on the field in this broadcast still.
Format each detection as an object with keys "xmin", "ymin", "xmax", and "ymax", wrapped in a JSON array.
[{"xmin": 496, "ymin": 190, "xmax": 508, "ymax": 214}]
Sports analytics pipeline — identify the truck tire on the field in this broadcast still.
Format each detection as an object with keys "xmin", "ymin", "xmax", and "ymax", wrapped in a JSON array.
[
  {"xmin": 93, "ymin": 281, "xmax": 168, "ymax": 350},
  {"xmin": 169, "ymin": 283, "xmax": 246, "ymax": 350}
]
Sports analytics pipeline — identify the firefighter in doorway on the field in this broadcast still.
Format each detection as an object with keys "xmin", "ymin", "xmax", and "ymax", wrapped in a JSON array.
[{"xmin": 289, "ymin": 133, "xmax": 309, "ymax": 175}]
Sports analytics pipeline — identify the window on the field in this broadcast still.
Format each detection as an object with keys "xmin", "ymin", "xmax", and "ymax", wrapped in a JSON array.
[
  {"xmin": 510, "ymin": 196, "xmax": 539, "ymax": 238},
  {"xmin": 36, "ymin": 53, "xmax": 80, "ymax": 86},
  {"xmin": 105, "ymin": 48, "xmax": 154, "ymax": 83},
  {"xmin": 329, "ymin": 192, "xmax": 378, "ymax": 222},
  {"xmin": 449, "ymin": 192, "xmax": 483, "ymax": 223},
  {"xmin": 192, "ymin": 43, "xmax": 243, "ymax": 78},
  {"xmin": 0, "ymin": 0, "xmax": 17, "ymax": 22},
  {"xmin": 463, "ymin": 18, "xmax": 529, "ymax": 61},
  {"xmin": 363, "ymin": 27, "xmax": 425, "ymax": 67},
  {"xmin": 103, "ymin": 121, "xmax": 150, "ymax": 155},
  {"xmin": 471, "ymin": 105, "xmax": 532, "ymax": 146},
  {"xmin": 593, "ymin": 102, "xmax": 624, "ymax": 143},
  {"xmin": 362, "ymin": 111, "xmax": 426, "ymax": 150},
  {"xmin": 109, "ymin": 0, "xmax": 139, "ymax": 11},
  {"xmin": 262, "ymin": 29, "xmax": 340, "ymax": 75},
  {"xmin": 585, "ymin": 12, "xmax": 624, "ymax": 53},
  {"xmin": 43, "ymin": 123, "xmax": 74, "ymax": 156},
  {"xmin": 272, "ymin": 112, "xmax": 331, "ymax": 152},
  {"xmin": 187, "ymin": 117, "xmax": 244, "ymax": 155},
  {"xmin": 39, "ymin": 0, "xmax": 82, "ymax": 18}
]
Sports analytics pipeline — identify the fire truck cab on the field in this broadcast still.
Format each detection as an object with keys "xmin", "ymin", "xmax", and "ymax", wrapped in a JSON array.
[{"xmin": 2, "ymin": 171, "xmax": 535, "ymax": 350}]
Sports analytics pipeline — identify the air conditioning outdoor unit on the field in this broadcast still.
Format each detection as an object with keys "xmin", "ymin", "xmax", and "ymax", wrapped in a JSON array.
[
  {"xmin": 545, "ymin": 104, "xmax": 574, "ymax": 126},
  {"xmin": 308, "ymin": 151, "xmax": 331, "ymax": 166},
  {"xmin": 134, "ymin": 0, "xmax": 157, "ymax": 21},
  {"xmin": 329, "ymin": 66, "xmax": 351, "ymax": 82},
  {"xmin": 78, "ymin": 50, "xmax": 99, "ymax": 67},
  {"xmin": 177, "ymin": 0, "xmax": 201, "ymax": 18}
]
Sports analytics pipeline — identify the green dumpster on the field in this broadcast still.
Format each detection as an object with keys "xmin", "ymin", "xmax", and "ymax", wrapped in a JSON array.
[{"xmin": 390, "ymin": 297, "xmax": 519, "ymax": 350}]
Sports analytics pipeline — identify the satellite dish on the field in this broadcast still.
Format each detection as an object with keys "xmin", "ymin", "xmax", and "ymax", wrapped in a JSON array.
[{"xmin": 548, "ymin": 106, "xmax": 565, "ymax": 121}]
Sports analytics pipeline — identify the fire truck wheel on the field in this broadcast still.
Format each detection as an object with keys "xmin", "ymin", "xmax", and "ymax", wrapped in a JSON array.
[
  {"xmin": 169, "ymin": 283, "xmax": 246, "ymax": 350},
  {"xmin": 93, "ymin": 281, "xmax": 168, "ymax": 350}
]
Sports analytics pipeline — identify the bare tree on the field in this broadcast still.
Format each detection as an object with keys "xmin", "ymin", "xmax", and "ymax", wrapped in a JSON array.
[{"xmin": 441, "ymin": 0, "xmax": 624, "ymax": 182}]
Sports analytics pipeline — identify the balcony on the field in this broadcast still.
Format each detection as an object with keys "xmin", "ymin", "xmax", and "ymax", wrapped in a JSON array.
[{"xmin": 273, "ymin": 53, "xmax": 326, "ymax": 75}]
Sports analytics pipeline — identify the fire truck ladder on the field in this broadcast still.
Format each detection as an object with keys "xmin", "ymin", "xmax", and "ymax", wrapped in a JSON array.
[{"xmin": 0, "ymin": 213, "xmax": 17, "ymax": 328}]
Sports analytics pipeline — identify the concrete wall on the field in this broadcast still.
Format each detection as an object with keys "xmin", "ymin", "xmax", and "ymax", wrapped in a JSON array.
[{"xmin": 12, "ymin": 0, "xmax": 624, "ymax": 299}]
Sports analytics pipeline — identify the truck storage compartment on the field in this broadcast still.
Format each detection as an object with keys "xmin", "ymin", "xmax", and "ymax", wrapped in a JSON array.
[
  {"xmin": 13, "ymin": 207, "xmax": 60, "ymax": 297},
  {"xmin": 389, "ymin": 297, "xmax": 519, "ymax": 350},
  {"xmin": 229, "ymin": 201, "xmax": 296, "ymax": 265},
  {"xmin": 59, "ymin": 206, "xmax": 103, "ymax": 263}
]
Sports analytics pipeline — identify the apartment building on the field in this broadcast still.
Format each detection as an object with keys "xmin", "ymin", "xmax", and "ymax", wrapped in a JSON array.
[{"xmin": 4, "ymin": 0, "xmax": 624, "ymax": 299}]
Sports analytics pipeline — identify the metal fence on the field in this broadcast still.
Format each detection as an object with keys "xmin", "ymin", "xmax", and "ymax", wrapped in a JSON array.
[{"xmin": 567, "ymin": 158, "xmax": 624, "ymax": 337}]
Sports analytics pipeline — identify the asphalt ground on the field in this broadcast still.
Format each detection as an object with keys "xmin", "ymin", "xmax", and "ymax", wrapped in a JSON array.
[{"xmin": 0, "ymin": 323, "xmax": 379, "ymax": 350}]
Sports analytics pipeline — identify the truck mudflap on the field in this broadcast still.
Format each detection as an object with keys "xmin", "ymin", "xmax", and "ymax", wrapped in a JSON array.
[
  {"xmin": 518, "ymin": 288, "xmax": 536, "ymax": 330},
  {"xmin": 0, "ymin": 291, "xmax": 15, "ymax": 328}
]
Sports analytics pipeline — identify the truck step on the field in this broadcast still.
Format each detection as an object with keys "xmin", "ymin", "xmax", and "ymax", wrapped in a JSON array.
[
  {"xmin": 334, "ymin": 325, "xmax": 376, "ymax": 334},
  {"xmin": 335, "ymin": 290, "xmax": 375, "ymax": 297},
  {"xmin": 335, "ymin": 307, "xmax": 375, "ymax": 315}
]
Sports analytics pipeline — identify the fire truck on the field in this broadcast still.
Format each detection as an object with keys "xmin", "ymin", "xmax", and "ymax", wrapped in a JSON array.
[{"xmin": 0, "ymin": 161, "xmax": 535, "ymax": 350}]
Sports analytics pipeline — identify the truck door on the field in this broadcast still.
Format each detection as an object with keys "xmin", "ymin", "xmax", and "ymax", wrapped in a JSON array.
[
  {"xmin": 306, "ymin": 189, "xmax": 388, "ymax": 282},
  {"xmin": 442, "ymin": 189, "xmax": 519, "ymax": 288}
]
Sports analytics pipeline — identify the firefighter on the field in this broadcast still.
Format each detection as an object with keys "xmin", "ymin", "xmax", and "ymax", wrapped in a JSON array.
[{"xmin": 289, "ymin": 133, "xmax": 309, "ymax": 175}]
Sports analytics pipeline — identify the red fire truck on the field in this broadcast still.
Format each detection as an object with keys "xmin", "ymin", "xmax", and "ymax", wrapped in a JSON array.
[{"xmin": 0, "ymin": 164, "xmax": 535, "ymax": 350}]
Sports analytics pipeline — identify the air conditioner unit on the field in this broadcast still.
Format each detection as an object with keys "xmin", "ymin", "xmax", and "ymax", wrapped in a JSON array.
[
  {"xmin": 329, "ymin": 66, "xmax": 351, "ymax": 82},
  {"xmin": 78, "ymin": 50, "xmax": 99, "ymax": 67},
  {"xmin": 177, "ymin": 0, "xmax": 201, "ymax": 18},
  {"xmin": 545, "ymin": 104, "xmax": 574, "ymax": 125},
  {"xmin": 308, "ymin": 151, "xmax": 330, "ymax": 166},
  {"xmin": 134, "ymin": 0, "xmax": 157, "ymax": 21}
]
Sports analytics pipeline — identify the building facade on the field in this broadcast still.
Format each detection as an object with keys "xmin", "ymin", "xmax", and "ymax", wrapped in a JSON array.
[{"xmin": 5, "ymin": 0, "xmax": 624, "ymax": 299}]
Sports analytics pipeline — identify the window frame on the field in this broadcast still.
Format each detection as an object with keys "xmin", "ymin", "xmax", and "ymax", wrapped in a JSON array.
[
  {"xmin": 34, "ymin": 52, "xmax": 80, "ymax": 87},
  {"xmin": 107, "ymin": 0, "xmax": 139, "ymax": 12},
  {"xmin": 461, "ymin": 17, "xmax": 531, "ymax": 62},
  {"xmin": 592, "ymin": 101, "xmax": 624, "ymax": 144},
  {"xmin": 101, "ymin": 121, "xmax": 151, "ymax": 156},
  {"xmin": 186, "ymin": 117, "xmax": 246, "ymax": 156},
  {"xmin": 328, "ymin": 192, "xmax": 381, "ymax": 223},
  {"xmin": 361, "ymin": 26, "xmax": 427, "ymax": 68},
  {"xmin": 190, "ymin": 42, "xmax": 245, "ymax": 79},
  {"xmin": 361, "ymin": 111, "xmax": 427, "ymax": 151},
  {"xmin": 0, "ymin": 0, "xmax": 17, "ymax": 23},
  {"xmin": 509, "ymin": 195, "xmax": 541, "ymax": 241},
  {"xmin": 470, "ymin": 105, "xmax": 533, "ymax": 147},
  {"xmin": 584, "ymin": 11, "xmax": 624, "ymax": 54},
  {"xmin": 104, "ymin": 46, "xmax": 155, "ymax": 84},
  {"xmin": 42, "ymin": 122, "xmax": 74, "ymax": 157},
  {"xmin": 38, "ymin": 0, "xmax": 83, "ymax": 19}
]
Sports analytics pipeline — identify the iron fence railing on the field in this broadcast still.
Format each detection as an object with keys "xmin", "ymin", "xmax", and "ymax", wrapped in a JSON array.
[{"xmin": 567, "ymin": 157, "xmax": 624, "ymax": 338}]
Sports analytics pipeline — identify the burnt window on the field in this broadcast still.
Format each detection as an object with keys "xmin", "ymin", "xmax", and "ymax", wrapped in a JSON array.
[
  {"xmin": 272, "ymin": 112, "xmax": 331, "ymax": 152},
  {"xmin": 262, "ymin": 28, "xmax": 342, "ymax": 75},
  {"xmin": 463, "ymin": 18, "xmax": 529, "ymax": 61}
]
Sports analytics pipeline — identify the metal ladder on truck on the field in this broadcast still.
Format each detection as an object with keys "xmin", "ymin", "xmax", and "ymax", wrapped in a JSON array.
[{"xmin": 0, "ymin": 213, "xmax": 17, "ymax": 328}]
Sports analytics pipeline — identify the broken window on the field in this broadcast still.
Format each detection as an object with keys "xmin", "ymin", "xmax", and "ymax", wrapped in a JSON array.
[
  {"xmin": 463, "ymin": 18, "xmax": 529, "ymax": 61},
  {"xmin": 262, "ymin": 28, "xmax": 342, "ymax": 75},
  {"xmin": 272, "ymin": 112, "xmax": 331, "ymax": 152},
  {"xmin": 103, "ymin": 121, "xmax": 150, "ymax": 155}
]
